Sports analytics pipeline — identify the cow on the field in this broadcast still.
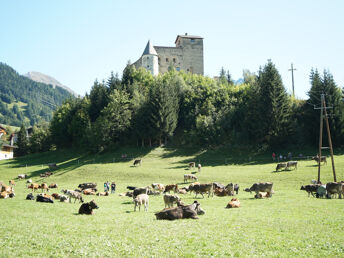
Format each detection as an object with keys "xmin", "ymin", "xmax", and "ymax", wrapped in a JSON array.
[
  {"xmin": 119, "ymin": 192, "xmax": 133, "ymax": 197},
  {"xmin": 312, "ymin": 155, "xmax": 327, "ymax": 165},
  {"xmin": 39, "ymin": 183, "xmax": 49, "ymax": 193},
  {"xmin": 245, "ymin": 182, "xmax": 273, "ymax": 197},
  {"xmin": 326, "ymin": 182, "xmax": 343, "ymax": 199},
  {"xmin": 26, "ymin": 179, "xmax": 32, "ymax": 186},
  {"xmin": 225, "ymin": 183, "xmax": 234, "ymax": 196},
  {"xmin": 184, "ymin": 174, "xmax": 197, "ymax": 183},
  {"xmin": 155, "ymin": 201, "xmax": 204, "ymax": 220},
  {"xmin": 26, "ymin": 193, "xmax": 35, "ymax": 200},
  {"xmin": 96, "ymin": 192, "xmax": 109, "ymax": 196},
  {"xmin": 79, "ymin": 200, "xmax": 99, "ymax": 215},
  {"xmin": 133, "ymin": 159, "xmax": 142, "ymax": 166},
  {"xmin": 214, "ymin": 188, "xmax": 229, "ymax": 197},
  {"xmin": 17, "ymin": 174, "xmax": 27, "ymax": 179},
  {"xmin": 83, "ymin": 189, "xmax": 96, "ymax": 195},
  {"xmin": 198, "ymin": 163, "xmax": 202, "ymax": 173},
  {"xmin": 234, "ymin": 184, "xmax": 239, "ymax": 195},
  {"xmin": 134, "ymin": 194, "xmax": 149, "ymax": 212},
  {"xmin": 300, "ymin": 184, "xmax": 321, "ymax": 197},
  {"xmin": 51, "ymin": 193, "xmax": 61, "ymax": 200},
  {"xmin": 28, "ymin": 183, "xmax": 40, "ymax": 192},
  {"xmin": 127, "ymin": 186, "xmax": 137, "ymax": 191},
  {"xmin": 1, "ymin": 191, "xmax": 15, "ymax": 199},
  {"xmin": 133, "ymin": 187, "xmax": 149, "ymax": 198},
  {"xmin": 78, "ymin": 183, "xmax": 97, "ymax": 190},
  {"xmin": 36, "ymin": 195, "xmax": 54, "ymax": 203},
  {"xmin": 60, "ymin": 195, "xmax": 69, "ymax": 202},
  {"xmin": 61, "ymin": 189, "xmax": 84, "ymax": 203},
  {"xmin": 164, "ymin": 184, "xmax": 178, "ymax": 194},
  {"xmin": 213, "ymin": 182, "xmax": 225, "ymax": 191},
  {"xmin": 276, "ymin": 163, "xmax": 287, "ymax": 171},
  {"xmin": 39, "ymin": 193, "xmax": 53, "ymax": 200},
  {"xmin": 49, "ymin": 183, "xmax": 58, "ymax": 189},
  {"xmin": 188, "ymin": 162, "xmax": 195, "ymax": 169},
  {"xmin": 286, "ymin": 161, "xmax": 298, "ymax": 170},
  {"xmin": 254, "ymin": 192, "xmax": 273, "ymax": 199},
  {"xmin": 163, "ymin": 194, "xmax": 181, "ymax": 208},
  {"xmin": 192, "ymin": 183, "xmax": 214, "ymax": 198},
  {"xmin": 47, "ymin": 163, "xmax": 58, "ymax": 170},
  {"xmin": 226, "ymin": 198, "xmax": 240, "ymax": 208},
  {"xmin": 9, "ymin": 180, "xmax": 16, "ymax": 187},
  {"xmin": 177, "ymin": 188, "xmax": 187, "ymax": 194},
  {"xmin": 1, "ymin": 184, "xmax": 12, "ymax": 193},
  {"xmin": 152, "ymin": 183, "xmax": 165, "ymax": 193}
]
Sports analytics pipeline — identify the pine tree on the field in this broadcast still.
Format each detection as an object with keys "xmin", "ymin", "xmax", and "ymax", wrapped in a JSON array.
[{"xmin": 15, "ymin": 124, "xmax": 29, "ymax": 156}]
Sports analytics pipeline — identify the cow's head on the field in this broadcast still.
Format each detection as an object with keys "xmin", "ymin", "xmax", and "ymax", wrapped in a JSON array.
[
  {"xmin": 300, "ymin": 186, "xmax": 305, "ymax": 190},
  {"xmin": 89, "ymin": 200, "xmax": 99, "ymax": 209}
]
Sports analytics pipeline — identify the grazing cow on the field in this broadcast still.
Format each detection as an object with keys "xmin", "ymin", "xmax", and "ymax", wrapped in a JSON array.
[
  {"xmin": 188, "ymin": 162, "xmax": 195, "ymax": 169},
  {"xmin": 39, "ymin": 183, "xmax": 49, "ymax": 193},
  {"xmin": 276, "ymin": 163, "xmax": 287, "ymax": 171},
  {"xmin": 17, "ymin": 174, "xmax": 27, "ymax": 179},
  {"xmin": 60, "ymin": 195, "xmax": 69, "ymax": 202},
  {"xmin": 254, "ymin": 192, "xmax": 273, "ymax": 199},
  {"xmin": 133, "ymin": 187, "xmax": 149, "ymax": 198},
  {"xmin": 36, "ymin": 195, "xmax": 54, "ymax": 203},
  {"xmin": 184, "ymin": 174, "xmax": 197, "ymax": 183},
  {"xmin": 96, "ymin": 192, "xmax": 109, "ymax": 196},
  {"xmin": 49, "ymin": 183, "xmax": 58, "ymax": 189},
  {"xmin": 9, "ymin": 180, "xmax": 16, "ymax": 187},
  {"xmin": 28, "ymin": 183, "xmax": 40, "ymax": 192},
  {"xmin": 213, "ymin": 182, "xmax": 225, "ymax": 190},
  {"xmin": 300, "ymin": 184, "xmax": 321, "ymax": 197},
  {"xmin": 234, "ymin": 184, "xmax": 239, "ymax": 195},
  {"xmin": 312, "ymin": 155, "xmax": 327, "ymax": 165},
  {"xmin": 225, "ymin": 183, "xmax": 234, "ymax": 196},
  {"xmin": 61, "ymin": 189, "xmax": 84, "ymax": 203},
  {"xmin": 245, "ymin": 182, "xmax": 273, "ymax": 197},
  {"xmin": 198, "ymin": 163, "xmax": 202, "ymax": 173},
  {"xmin": 192, "ymin": 183, "xmax": 214, "ymax": 198},
  {"xmin": 286, "ymin": 161, "xmax": 298, "ymax": 170},
  {"xmin": 155, "ymin": 201, "xmax": 204, "ymax": 220},
  {"xmin": 78, "ymin": 183, "xmax": 97, "ymax": 190},
  {"xmin": 163, "ymin": 194, "xmax": 181, "ymax": 208},
  {"xmin": 79, "ymin": 200, "xmax": 99, "ymax": 215},
  {"xmin": 326, "ymin": 182, "xmax": 343, "ymax": 199},
  {"xmin": 26, "ymin": 193, "xmax": 35, "ymax": 200},
  {"xmin": 164, "ymin": 184, "xmax": 178, "ymax": 194},
  {"xmin": 226, "ymin": 198, "xmax": 240, "ymax": 208},
  {"xmin": 151, "ymin": 183, "xmax": 165, "ymax": 193},
  {"xmin": 134, "ymin": 194, "xmax": 149, "ymax": 212},
  {"xmin": 83, "ymin": 189, "xmax": 96, "ymax": 195},
  {"xmin": 133, "ymin": 159, "xmax": 142, "ymax": 166}
]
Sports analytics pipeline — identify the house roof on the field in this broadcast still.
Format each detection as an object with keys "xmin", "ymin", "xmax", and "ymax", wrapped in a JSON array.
[
  {"xmin": 1, "ymin": 143, "xmax": 17, "ymax": 148},
  {"xmin": 175, "ymin": 34, "xmax": 203, "ymax": 44},
  {"xmin": 142, "ymin": 40, "xmax": 158, "ymax": 56}
]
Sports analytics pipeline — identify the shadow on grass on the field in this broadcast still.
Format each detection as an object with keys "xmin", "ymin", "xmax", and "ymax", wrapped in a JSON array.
[{"xmin": 122, "ymin": 201, "xmax": 133, "ymax": 205}]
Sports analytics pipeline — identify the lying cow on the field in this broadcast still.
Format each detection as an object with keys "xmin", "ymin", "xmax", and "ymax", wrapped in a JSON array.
[
  {"xmin": 326, "ymin": 182, "xmax": 343, "ymax": 199},
  {"xmin": 49, "ymin": 183, "xmax": 58, "ymax": 189},
  {"xmin": 226, "ymin": 198, "xmax": 240, "ymax": 208},
  {"xmin": 83, "ymin": 189, "xmax": 96, "ymax": 195},
  {"xmin": 78, "ymin": 183, "xmax": 97, "ymax": 190},
  {"xmin": 119, "ymin": 192, "xmax": 133, "ymax": 197},
  {"xmin": 245, "ymin": 182, "xmax": 273, "ymax": 197},
  {"xmin": 286, "ymin": 161, "xmax": 298, "ymax": 170},
  {"xmin": 276, "ymin": 163, "xmax": 287, "ymax": 171},
  {"xmin": 164, "ymin": 184, "xmax": 178, "ymax": 194},
  {"xmin": 133, "ymin": 159, "xmax": 142, "ymax": 166},
  {"xmin": 0, "ymin": 191, "xmax": 15, "ymax": 199},
  {"xmin": 26, "ymin": 193, "xmax": 35, "ymax": 200},
  {"xmin": 9, "ymin": 180, "xmax": 16, "ymax": 187},
  {"xmin": 163, "ymin": 194, "xmax": 181, "ymax": 208},
  {"xmin": 36, "ymin": 195, "xmax": 54, "ymax": 203},
  {"xmin": 300, "ymin": 184, "xmax": 321, "ymax": 197},
  {"xmin": 134, "ymin": 194, "xmax": 149, "ymax": 212},
  {"xmin": 52, "ymin": 193, "xmax": 61, "ymax": 200},
  {"xmin": 60, "ymin": 195, "xmax": 69, "ymax": 202},
  {"xmin": 127, "ymin": 186, "xmax": 137, "ymax": 191},
  {"xmin": 155, "ymin": 201, "xmax": 205, "ymax": 220},
  {"xmin": 79, "ymin": 200, "xmax": 99, "ymax": 215},
  {"xmin": 254, "ymin": 192, "xmax": 273, "ymax": 199},
  {"xmin": 96, "ymin": 192, "xmax": 109, "ymax": 196},
  {"xmin": 17, "ymin": 174, "xmax": 27, "ymax": 179},
  {"xmin": 184, "ymin": 174, "xmax": 197, "ymax": 183},
  {"xmin": 152, "ymin": 183, "xmax": 165, "ymax": 193}
]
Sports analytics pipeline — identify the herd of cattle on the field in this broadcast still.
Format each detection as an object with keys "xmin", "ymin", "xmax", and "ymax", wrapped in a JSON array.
[{"xmin": 1, "ymin": 157, "xmax": 343, "ymax": 220}]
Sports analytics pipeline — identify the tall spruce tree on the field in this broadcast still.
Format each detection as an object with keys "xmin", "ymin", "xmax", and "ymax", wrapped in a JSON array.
[
  {"xmin": 254, "ymin": 60, "xmax": 292, "ymax": 146},
  {"xmin": 15, "ymin": 124, "xmax": 29, "ymax": 156}
]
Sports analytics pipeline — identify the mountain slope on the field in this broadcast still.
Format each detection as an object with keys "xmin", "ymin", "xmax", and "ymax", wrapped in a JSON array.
[
  {"xmin": 0, "ymin": 62, "xmax": 74, "ymax": 126},
  {"xmin": 24, "ymin": 71, "xmax": 78, "ymax": 97}
]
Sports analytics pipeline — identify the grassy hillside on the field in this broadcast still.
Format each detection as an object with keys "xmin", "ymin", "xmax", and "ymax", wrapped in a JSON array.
[{"xmin": 0, "ymin": 147, "xmax": 343, "ymax": 257}]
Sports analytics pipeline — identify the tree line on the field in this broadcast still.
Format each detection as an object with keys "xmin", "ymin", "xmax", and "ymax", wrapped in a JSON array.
[{"xmin": 15, "ymin": 60, "xmax": 344, "ymax": 155}]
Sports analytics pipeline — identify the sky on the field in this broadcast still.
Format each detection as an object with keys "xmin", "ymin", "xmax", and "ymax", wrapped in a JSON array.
[{"xmin": 1, "ymin": 1, "xmax": 343, "ymax": 99}]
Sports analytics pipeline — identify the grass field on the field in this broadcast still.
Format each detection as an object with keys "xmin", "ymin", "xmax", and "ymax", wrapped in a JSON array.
[{"xmin": 0, "ymin": 147, "xmax": 343, "ymax": 257}]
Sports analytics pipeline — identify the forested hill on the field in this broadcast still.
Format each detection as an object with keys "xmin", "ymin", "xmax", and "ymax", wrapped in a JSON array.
[{"xmin": 0, "ymin": 62, "xmax": 74, "ymax": 126}]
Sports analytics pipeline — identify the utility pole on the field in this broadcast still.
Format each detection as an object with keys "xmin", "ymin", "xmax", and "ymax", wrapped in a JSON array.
[
  {"xmin": 314, "ymin": 94, "xmax": 336, "ymax": 183},
  {"xmin": 288, "ymin": 63, "xmax": 296, "ymax": 97}
]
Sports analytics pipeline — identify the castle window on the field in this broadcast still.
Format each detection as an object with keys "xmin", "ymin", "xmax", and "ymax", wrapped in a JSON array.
[
  {"xmin": 187, "ymin": 69, "xmax": 189, "ymax": 72},
  {"xmin": 166, "ymin": 58, "xmax": 169, "ymax": 62},
  {"xmin": 173, "ymin": 58, "xmax": 176, "ymax": 63},
  {"xmin": 147, "ymin": 65, "xmax": 150, "ymax": 68},
  {"xmin": 190, "ymin": 39, "xmax": 195, "ymax": 43}
]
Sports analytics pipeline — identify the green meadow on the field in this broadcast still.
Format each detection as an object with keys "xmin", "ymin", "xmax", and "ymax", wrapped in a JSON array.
[{"xmin": 0, "ymin": 147, "xmax": 343, "ymax": 257}]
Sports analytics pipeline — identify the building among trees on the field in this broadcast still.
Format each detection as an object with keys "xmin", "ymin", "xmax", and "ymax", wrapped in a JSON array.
[{"xmin": 133, "ymin": 33, "xmax": 204, "ymax": 75}]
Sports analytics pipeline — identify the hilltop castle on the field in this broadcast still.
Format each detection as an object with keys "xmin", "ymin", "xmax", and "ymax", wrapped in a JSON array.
[{"xmin": 133, "ymin": 33, "xmax": 204, "ymax": 75}]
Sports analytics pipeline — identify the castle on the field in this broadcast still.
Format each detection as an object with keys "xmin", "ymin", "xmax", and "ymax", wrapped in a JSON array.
[{"xmin": 133, "ymin": 33, "xmax": 204, "ymax": 75}]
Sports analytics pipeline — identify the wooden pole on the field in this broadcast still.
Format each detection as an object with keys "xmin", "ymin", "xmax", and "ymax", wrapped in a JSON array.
[
  {"xmin": 322, "ymin": 96, "xmax": 337, "ymax": 182},
  {"xmin": 317, "ymin": 94, "xmax": 324, "ymax": 183},
  {"xmin": 288, "ymin": 63, "xmax": 297, "ymax": 97}
]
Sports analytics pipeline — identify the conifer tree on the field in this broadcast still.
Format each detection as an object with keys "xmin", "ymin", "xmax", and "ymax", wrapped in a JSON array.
[{"xmin": 15, "ymin": 124, "xmax": 29, "ymax": 156}]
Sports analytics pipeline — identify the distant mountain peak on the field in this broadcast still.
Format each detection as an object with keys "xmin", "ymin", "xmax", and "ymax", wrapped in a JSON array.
[{"xmin": 24, "ymin": 71, "xmax": 78, "ymax": 97}]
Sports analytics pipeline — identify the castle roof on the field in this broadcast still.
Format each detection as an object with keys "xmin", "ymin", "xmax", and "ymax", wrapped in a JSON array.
[
  {"xmin": 142, "ymin": 40, "xmax": 158, "ymax": 56},
  {"xmin": 175, "ymin": 34, "xmax": 203, "ymax": 43}
]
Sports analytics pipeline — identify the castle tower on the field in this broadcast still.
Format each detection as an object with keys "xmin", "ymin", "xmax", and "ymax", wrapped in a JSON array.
[{"xmin": 141, "ymin": 40, "xmax": 159, "ymax": 76}]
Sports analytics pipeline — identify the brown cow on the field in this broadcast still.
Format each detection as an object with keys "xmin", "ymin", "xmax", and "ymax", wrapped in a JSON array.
[
  {"xmin": 9, "ymin": 180, "xmax": 16, "ymax": 187},
  {"xmin": 226, "ymin": 198, "xmax": 240, "ymax": 208},
  {"xmin": 151, "ymin": 183, "xmax": 165, "ymax": 193},
  {"xmin": 191, "ymin": 183, "xmax": 214, "ymax": 198},
  {"xmin": 164, "ymin": 184, "xmax": 178, "ymax": 194},
  {"xmin": 39, "ymin": 183, "xmax": 49, "ymax": 193},
  {"xmin": 28, "ymin": 183, "xmax": 40, "ymax": 192},
  {"xmin": 255, "ymin": 192, "xmax": 273, "ymax": 199},
  {"xmin": 184, "ymin": 174, "xmax": 197, "ymax": 183},
  {"xmin": 214, "ymin": 188, "xmax": 229, "ymax": 197},
  {"xmin": 326, "ymin": 182, "xmax": 343, "ymax": 199},
  {"xmin": 51, "ymin": 193, "xmax": 61, "ymax": 200},
  {"xmin": 188, "ymin": 162, "xmax": 195, "ymax": 169},
  {"xmin": 79, "ymin": 200, "xmax": 99, "ymax": 215},
  {"xmin": 163, "ymin": 194, "xmax": 181, "ymax": 208},
  {"xmin": 49, "ymin": 183, "xmax": 58, "ymax": 189},
  {"xmin": 83, "ymin": 189, "xmax": 96, "ymax": 195},
  {"xmin": 96, "ymin": 192, "xmax": 109, "ymax": 196},
  {"xmin": 155, "ymin": 201, "xmax": 205, "ymax": 220}
]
